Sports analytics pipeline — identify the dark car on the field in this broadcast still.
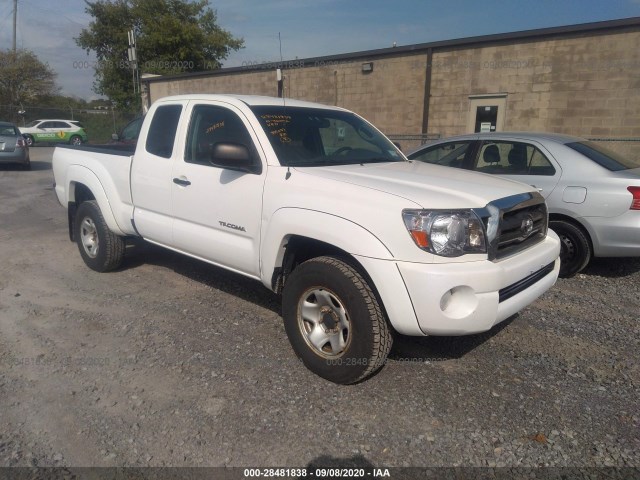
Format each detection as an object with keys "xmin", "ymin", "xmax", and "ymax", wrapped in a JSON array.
[
  {"xmin": 0, "ymin": 121, "xmax": 30, "ymax": 170},
  {"xmin": 111, "ymin": 116, "xmax": 144, "ymax": 145}
]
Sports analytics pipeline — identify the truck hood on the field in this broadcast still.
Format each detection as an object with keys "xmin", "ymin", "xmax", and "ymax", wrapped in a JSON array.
[{"xmin": 297, "ymin": 161, "xmax": 534, "ymax": 209}]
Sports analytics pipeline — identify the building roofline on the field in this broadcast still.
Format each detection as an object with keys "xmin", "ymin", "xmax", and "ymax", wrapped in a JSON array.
[{"xmin": 143, "ymin": 16, "xmax": 640, "ymax": 83}]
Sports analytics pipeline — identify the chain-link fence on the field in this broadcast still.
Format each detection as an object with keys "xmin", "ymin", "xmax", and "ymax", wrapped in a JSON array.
[
  {"xmin": 588, "ymin": 138, "xmax": 640, "ymax": 163},
  {"xmin": 386, "ymin": 133, "xmax": 441, "ymax": 153},
  {"xmin": 0, "ymin": 104, "xmax": 139, "ymax": 144}
]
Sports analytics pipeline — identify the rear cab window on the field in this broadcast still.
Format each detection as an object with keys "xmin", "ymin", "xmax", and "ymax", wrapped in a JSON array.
[{"xmin": 145, "ymin": 105, "xmax": 183, "ymax": 158}]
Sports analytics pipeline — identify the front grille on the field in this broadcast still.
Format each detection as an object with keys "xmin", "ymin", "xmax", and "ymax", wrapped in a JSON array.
[
  {"xmin": 475, "ymin": 192, "xmax": 548, "ymax": 261},
  {"xmin": 496, "ymin": 202, "xmax": 547, "ymax": 259}
]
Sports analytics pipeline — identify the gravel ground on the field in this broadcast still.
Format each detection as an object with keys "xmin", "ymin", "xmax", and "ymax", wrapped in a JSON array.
[{"xmin": 0, "ymin": 148, "xmax": 638, "ymax": 472}]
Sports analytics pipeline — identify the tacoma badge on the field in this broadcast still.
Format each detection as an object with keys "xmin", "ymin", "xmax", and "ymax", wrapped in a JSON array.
[{"xmin": 219, "ymin": 221, "xmax": 246, "ymax": 232}]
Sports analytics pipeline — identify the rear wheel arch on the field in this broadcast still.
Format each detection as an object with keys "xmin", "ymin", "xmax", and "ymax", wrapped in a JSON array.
[{"xmin": 67, "ymin": 182, "xmax": 97, "ymax": 241}]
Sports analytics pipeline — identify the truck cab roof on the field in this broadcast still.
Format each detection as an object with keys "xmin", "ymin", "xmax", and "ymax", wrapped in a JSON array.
[{"xmin": 156, "ymin": 94, "xmax": 345, "ymax": 111}]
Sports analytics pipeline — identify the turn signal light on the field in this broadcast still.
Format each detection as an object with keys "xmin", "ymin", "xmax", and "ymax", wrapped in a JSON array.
[
  {"xmin": 628, "ymin": 187, "xmax": 640, "ymax": 210},
  {"xmin": 409, "ymin": 230, "xmax": 429, "ymax": 248}
]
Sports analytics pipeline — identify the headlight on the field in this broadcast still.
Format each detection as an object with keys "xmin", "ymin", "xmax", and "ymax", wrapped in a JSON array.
[{"xmin": 402, "ymin": 209, "xmax": 487, "ymax": 257}]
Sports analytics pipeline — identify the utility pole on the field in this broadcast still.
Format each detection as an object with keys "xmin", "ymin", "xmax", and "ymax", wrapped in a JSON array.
[
  {"xmin": 13, "ymin": 0, "xmax": 18, "ymax": 52},
  {"xmin": 128, "ymin": 29, "xmax": 139, "ymax": 95}
]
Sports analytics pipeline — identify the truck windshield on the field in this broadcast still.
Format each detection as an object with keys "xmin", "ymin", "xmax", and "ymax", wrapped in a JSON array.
[{"xmin": 250, "ymin": 105, "xmax": 404, "ymax": 167}]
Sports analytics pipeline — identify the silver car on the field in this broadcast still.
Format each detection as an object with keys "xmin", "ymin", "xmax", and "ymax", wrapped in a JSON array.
[
  {"xmin": 408, "ymin": 132, "xmax": 640, "ymax": 277},
  {"xmin": 0, "ymin": 121, "xmax": 30, "ymax": 170}
]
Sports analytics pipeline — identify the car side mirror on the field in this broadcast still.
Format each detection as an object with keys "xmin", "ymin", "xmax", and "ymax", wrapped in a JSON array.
[
  {"xmin": 210, "ymin": 142, "xmax": 259, "ymax": 174},
  {"xmin": 111, "ymin": 133, "xmax": 119, "ymax": 141}
]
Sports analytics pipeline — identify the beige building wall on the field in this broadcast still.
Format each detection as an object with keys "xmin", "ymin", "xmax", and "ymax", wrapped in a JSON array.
[
  {"xmin": 149, "ymin": 69, "xmax": 277, "ymax": 101},
  {"xmin": 285, "ymin": 55, "xmax": 427, "ymax": 134},
  {"xmin": 149, "ymin": 55, "xmax": 428, "ymax": 137},
  {"xmin": 427, "ymin": 30, "xmax": 640, "ymax": 157},
  {"xmin": 147, "ymin": 24, "xmax": 640, "ymax": 158}
]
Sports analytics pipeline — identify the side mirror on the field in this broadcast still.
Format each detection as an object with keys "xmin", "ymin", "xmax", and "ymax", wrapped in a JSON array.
[
  {"xmin": 210, "ymin": 142, "xmax": 259, "ymax": 174},
  {"xmin": 111, "ymin": 133, "xmax": 119, "ymax": 141}
]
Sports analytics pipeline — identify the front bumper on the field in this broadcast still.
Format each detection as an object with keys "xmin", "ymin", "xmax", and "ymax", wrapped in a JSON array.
[
  {"xmin": 358, "ymin": 231, "xmax": 560, "ymax": 336},
  {"xmin": 398, "ymin": 232, "xmax": 560, "ymax": 335}
]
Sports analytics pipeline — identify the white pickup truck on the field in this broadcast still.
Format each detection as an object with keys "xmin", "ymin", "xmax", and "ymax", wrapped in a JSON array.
[{"xmin": 53, "ymin": 94, "xmax": 560, "ymax": 384}]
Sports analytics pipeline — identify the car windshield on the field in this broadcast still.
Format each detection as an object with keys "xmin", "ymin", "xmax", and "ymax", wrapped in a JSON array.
[
  {"xmin": 567, "ymin": 141, "xmax": 640, "ymax": 171},
  {"xmin": 250, "ymin": 105, "xmax": 404, "ymax": 167},
  {"xmin": 25, "ymin": 121, "xmax": 40, "ymax": 127}
]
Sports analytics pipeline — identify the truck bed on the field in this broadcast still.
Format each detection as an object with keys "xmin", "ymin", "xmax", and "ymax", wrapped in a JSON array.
[
  {"xmin": 56, "ymin": 143, "xmax": 137, "ymax": 156},
  {"xmin": 52, "ymin": 144, "xmax": 136, "ymax": 236}
]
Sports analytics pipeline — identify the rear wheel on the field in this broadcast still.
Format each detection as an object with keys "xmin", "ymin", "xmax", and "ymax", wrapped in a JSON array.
[
  {"xmin": 550, "ymin": 219, "xmax": 591, "ymax": 277},
  {"xmin": 74, "ymin": 200, "xmax": 125, "ymax": 272},
  {"xmin": 70, "ymin": 135, "xmax": 82, "ymax": 146},
  {"xmin": 282, "ymin": 256, "xmax": 392, "ymax": 384}
]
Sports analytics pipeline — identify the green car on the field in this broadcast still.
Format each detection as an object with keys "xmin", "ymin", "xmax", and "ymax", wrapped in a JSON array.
[{"xmin": 21, "ymin": 119, "xmax": 88, "ymax": 146}]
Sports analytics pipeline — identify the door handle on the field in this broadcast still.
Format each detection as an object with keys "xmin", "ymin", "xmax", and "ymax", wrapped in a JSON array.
[
  {"xmin": 531, "ymin": 185, "xmax": 543, "ymax": 192},
  {"xmin": 173, "ymin": 177, "xmax": 191, "ymax": 187}
]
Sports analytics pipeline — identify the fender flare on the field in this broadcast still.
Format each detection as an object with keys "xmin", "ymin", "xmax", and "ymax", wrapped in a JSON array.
[
  {"xmin": 65, "ymin": 165, "xmax": 125, "ymax": 236},
  {"xmin": 260, "ymin": 207, "xmax": 393, "ymax": 287}
]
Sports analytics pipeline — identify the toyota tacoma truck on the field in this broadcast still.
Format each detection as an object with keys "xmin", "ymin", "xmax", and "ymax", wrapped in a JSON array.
[{"xmin": 52, "ymin": 94, "xmax": 560, "ymax": 384}]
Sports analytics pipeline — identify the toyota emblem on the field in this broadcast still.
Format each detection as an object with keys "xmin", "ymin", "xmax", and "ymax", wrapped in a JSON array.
[{"xmin": 521, "ymin": 215, "xmax": 534, "ymax": 237}]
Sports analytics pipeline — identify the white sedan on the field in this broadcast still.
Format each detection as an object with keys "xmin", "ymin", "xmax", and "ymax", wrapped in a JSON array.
[{"xmin": 408, "ymin": 132, "xmax": 640, "ymax": 277}]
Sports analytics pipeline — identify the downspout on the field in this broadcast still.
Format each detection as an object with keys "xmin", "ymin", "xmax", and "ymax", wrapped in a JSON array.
[{"xmin": 421, "ymin": 47, "xmax": 433, "ymax": 134}]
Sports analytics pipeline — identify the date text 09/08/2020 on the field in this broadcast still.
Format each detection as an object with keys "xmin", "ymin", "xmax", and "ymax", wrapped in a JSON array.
[{"xmin": 243, "ymin": 468, "xmax": 391, "ymax": 478}]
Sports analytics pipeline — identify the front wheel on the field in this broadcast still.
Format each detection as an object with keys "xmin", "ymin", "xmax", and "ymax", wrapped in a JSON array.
[
  {"xmin": 24, "ymin": 135, "xmax": 34, "ymax": 147},
  {"xmin": 74, "ymin": 200, "xmax": 125, "ymax": 272},
  {"xmin": 282, "ymin": 256, "xmax": 392, "ymax": 384},
  {"xmin": 550, "ymin": 219, "xmax": 591, "ymax": 277}
]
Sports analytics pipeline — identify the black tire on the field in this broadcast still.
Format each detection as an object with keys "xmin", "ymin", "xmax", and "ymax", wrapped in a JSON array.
[
  {"xmin": 70, "ymin": 135, "xmax": 82, "ymax": 146},
  {"xmin": 74, "ymin": 200, "xmax": 125, "ymax": 272},
  {"xmin": 24, "ymin": 135, "xmax": 34, "ymax": 147},
  {"xmin": 282, "ymin": 256, "xmax": 392, "ymax": 384},
  {"xmin": 550, "ymin": 219, "xmax": 591, "ymax": 277}
]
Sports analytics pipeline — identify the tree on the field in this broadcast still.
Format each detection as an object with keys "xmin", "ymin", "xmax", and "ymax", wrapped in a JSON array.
[
  {"xmin": 76, "ymin": 0, "xmax": 244, "ymax": 111},
  {"xmin": 0, "ymin": 49, "xmax": 58, "ymax": 121}
]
